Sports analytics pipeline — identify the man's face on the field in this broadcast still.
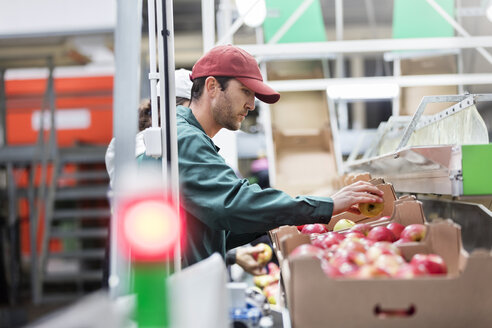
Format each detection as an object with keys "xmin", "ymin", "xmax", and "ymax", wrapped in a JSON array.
[{"xmin": 211, "ymin": 78, "xmax": 255, "ymax": 131}]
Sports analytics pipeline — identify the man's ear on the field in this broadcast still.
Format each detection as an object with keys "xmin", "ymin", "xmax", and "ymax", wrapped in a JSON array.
[{"xmin": 204, "ymin": 76, "xmax": 219, "ymax": 97}]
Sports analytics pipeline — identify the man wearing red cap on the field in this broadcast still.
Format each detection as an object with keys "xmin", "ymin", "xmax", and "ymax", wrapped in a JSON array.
[{"xmin": 175, "ymin": 45, "xmax": 383, "ymax": 267}]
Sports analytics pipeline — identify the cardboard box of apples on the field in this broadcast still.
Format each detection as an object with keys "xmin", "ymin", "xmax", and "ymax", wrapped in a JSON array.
[{"xmin": 269, "ymin": 181, "xmax": 492, "ymax": 328}]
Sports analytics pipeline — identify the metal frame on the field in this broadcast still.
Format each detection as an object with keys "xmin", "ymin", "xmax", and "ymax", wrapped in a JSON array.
[
  {"xmin": 397, "ymin": 93, "xmax": 492, "ymax": 151},
  {"xmin": 347, "ymin": 93, "xmax": 492, "ymax": 197},
  {"xmin": 0, "ymin": 55, "xmax": 58, "ymax": 304},
  {"xmin": 110, "ymin": 0, "xmax": 142, "ymax": 299}
]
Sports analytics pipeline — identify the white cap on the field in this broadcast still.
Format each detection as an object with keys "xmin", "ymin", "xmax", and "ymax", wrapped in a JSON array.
[{"xmin": 156, "ymin": 68, "xmax": 192, "ymax": 99}]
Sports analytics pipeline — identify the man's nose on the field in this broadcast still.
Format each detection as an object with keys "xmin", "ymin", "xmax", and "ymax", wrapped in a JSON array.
[{"xmin": 246, "ymin": 96, "xmax": 255, "ymax": 111}]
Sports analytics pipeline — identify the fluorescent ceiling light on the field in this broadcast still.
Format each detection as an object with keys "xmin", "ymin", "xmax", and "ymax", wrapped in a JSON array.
[
  {"xmin": 235, "ymin": 0, "xmax": 266, "ymax": 28},
  {"xmin": 327, "ymin": 83, "xmax": 400, "ymax": 100}
]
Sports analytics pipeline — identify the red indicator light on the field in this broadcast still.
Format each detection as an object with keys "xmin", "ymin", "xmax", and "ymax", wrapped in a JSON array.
[{"xmin": 117, "ymin": 194, "xmax": 180, "ymax": 261}]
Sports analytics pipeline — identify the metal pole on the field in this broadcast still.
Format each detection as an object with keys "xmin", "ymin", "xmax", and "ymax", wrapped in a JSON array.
[
  {"xmin": 334, "ymin": 0, "xmax": 348, "ymax": 135},
  {"xmin": 111, "ymin": 0, "xmax": 142, "ymax": 298},
  {"xmin": 163, "ymin": 0, "xmax": 181, "ymax": 272},
  {"xmin": 425, "ymin": 0, "xmax": 492, "ymax": 65},
  {"xmin": 36, "ymin": 59, "xmax": 55, "ymax": 303},
  {"xmin": 0, "ymin": 69, "xmax": 6, "ymax": 146},
  {"xmin": 156, "ymin": 0, "xmax": 169, "ymax": 190},
  {"xmin": 392, "ymin": 58, "xmax": 401, "ymax": 116},
  {"xmin": 201, "ymin": 0, "xmax": 215, "ymax": 52},
  {"xmin": 147, "ymin": 0, "xmax": 160, "ymax": 128}
]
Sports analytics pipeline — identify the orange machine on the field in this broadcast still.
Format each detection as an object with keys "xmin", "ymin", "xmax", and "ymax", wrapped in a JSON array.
[{"xmin": 5, "ymin": 74, "xmax": 113, "ymax": 147}]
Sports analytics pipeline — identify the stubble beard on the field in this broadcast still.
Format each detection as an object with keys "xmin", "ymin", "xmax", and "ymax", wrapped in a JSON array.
[{"xmin": 212, "ymin": 92, "xmax": 241, "ymax": 131}]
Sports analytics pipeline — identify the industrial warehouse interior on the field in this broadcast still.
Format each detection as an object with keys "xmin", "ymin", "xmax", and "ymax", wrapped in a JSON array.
[{"xmin": 1, "ymin": 0, "xmax": 492, "ymax": 327}]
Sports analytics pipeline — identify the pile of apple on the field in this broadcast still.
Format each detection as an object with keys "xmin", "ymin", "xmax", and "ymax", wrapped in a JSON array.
[
  {"xmin": 292, "ymin": 221, "xmax": 447, "ymax": 279},
  {"xmin": 253, "ymin": 262, "xmax": 280, "ymax": 304}
]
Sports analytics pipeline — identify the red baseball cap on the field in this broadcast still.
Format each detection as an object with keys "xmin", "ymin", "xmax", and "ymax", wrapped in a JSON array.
[{"xmin": 190, "ymin": 45, "xmax": 280, "ymax": 104}]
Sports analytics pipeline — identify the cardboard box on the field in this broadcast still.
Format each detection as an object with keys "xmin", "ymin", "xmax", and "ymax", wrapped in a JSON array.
[
  {"xmin": 400, "ymin": 55, "xmax": 457, "ymax": 76},
  {"xmin": 282, "ymin": 220, "xmax": 492, "ymax": 328},
  {"xmin": 400, "ymin": 85, "xmax": 458, "ymax": 116},
  {"xmin": 399, "ymin": 54, "xmax": 459, "ymax": 116},
  {"xmin": 269, "ymin": 183, "xmax": 425, "ymax": 265},
  {"xmin": 266, "ymin": 60, "xmax": 325, "ymax": 81},
  {"xmin": 269, "ymin": 91, "xmax": 339, "ymax": 196}
]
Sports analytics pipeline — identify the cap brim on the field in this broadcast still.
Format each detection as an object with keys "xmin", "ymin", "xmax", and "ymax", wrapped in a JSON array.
[{"xmin": 236, "ymin": 77, "xmax": 280, "ymax": 104}]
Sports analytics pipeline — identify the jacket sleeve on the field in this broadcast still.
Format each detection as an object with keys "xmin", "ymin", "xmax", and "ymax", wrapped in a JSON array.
[
  {"xmin": 178, "ymin": 130, "xmax": 334, "ymax": 234},
  {"xmin": 226, "ymin": 231, "xmax": 266, "ymax": 250}
]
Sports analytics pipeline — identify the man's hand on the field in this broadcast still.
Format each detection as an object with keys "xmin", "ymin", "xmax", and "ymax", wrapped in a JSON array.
[
  {"xmin": 235, "ymin": 244, "xmax": 268, "ymax": 276},
  {"xmin": 331, "ymin": 181, "xmax": 384, "ymax": 216}
]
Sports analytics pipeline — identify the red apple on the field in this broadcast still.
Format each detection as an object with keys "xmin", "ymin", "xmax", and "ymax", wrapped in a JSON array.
[
  {"xmin": 410, "ymin": 253, "xmax": 447, "ymax": 275},
  {"xmin": 393, "ymin": 237, "xmax": 412, "ymax": 246},
  {"xmin": 359, "ymin": 238, "xmax": 375, "ymax": 249},
  {"xmin": 311, "ymin": 234, "xmax": 327, "ymax": 249},
  {"xmin": 373, "ymin": 254, "xmax": 406, "ymax": 276},
  {"xmin": 394, "ymin": 263, "xmax": 428, "ymax": 278},
  {"xmin": 267, "ymin": 262, "xmax": 280, "ymax": 277},
  {"xmin": 321, "ymin": 260, "xmax": 342, "ymax": 278},
  {"xmin": 400, "ymin": 224, "xmax": 426, "ymax": 242},
  {"xmin": 338, "ymin": 238, "xmax": 367, "ymax": 253},
  {"xmin": 344, "ymin": 231, "xmax": 366, "ymax": 240},
  {"xmin": 319, "ymin": 231, "xmax": 345, "ymax": 249},
  {"xmin": 386, "ymin": 222, "xmax": 405, "ymax": 240},
  {"xmin": 356, "ymin": 264, "xmax": 391, "ymax": 279},
  {"xmin": 331, "ymin": 249, "xmax": 368, "ymax": 267},
  {"xmin": 289, "ymin": 244, "xmax": 324, "ymax": 259},
  {"xmin": 366, "ymin": 242, "xmax": 401, "ymax": 262},
  {"xmin": 350, "ymin": 223, "xmax": 372, "ymax": 236},
  {"xmin": 337, "ymin": 262, "xmax": 359, "ymax": 276},
  {"xmin": 301, "ymin": 223, "xmax": 328, "ymax": 234},
  {"xmin": 367, "ymin": 226, "xmax": 396, "ymax": 242}
]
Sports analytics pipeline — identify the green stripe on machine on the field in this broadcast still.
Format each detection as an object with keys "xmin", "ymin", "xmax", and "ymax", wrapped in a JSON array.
[{"xmin": 462, "ymin": 144, "xmax": 492, "ymax": 195}]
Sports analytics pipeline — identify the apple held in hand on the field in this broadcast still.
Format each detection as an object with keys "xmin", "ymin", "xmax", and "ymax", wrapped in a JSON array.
[
  {"xmin": 367, "ymin": 226, "xmax": 396, "ymax": 242},
  {"xmin": 333, "ymin": 219, "xmax": 356, "ymax": 232},
  {"xmin": 410, "ymin": 253, "xmax": 447, "ymax": 275},
  {"xmin": 386, "ymin": 222, "xmax": 405, "ymax": 240},
  {"xmin": 358, "ymin": 202, "xmax": 384, "ymax": 217},
  {"xmin": 253, "ymin": 243, "xmax": 273, "ymax": 265},
  {"xmin": 400, "ymin": 224, "xmax": 427, "ymax": 242},
  {"xmin": 301, "ymin": 223, "xmax": 328, "ymax": 234}
]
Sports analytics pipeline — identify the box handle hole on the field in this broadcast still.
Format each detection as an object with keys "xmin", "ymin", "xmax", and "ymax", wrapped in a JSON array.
[{"xmin": 374, "ymin": 304, "xmax": 416, "ymax": 318}]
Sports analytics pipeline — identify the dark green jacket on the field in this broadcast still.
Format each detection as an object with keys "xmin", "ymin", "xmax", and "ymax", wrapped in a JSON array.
[{"xmin": 140, "ymin": 106, "xmax": 334, "ymax": 267}]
